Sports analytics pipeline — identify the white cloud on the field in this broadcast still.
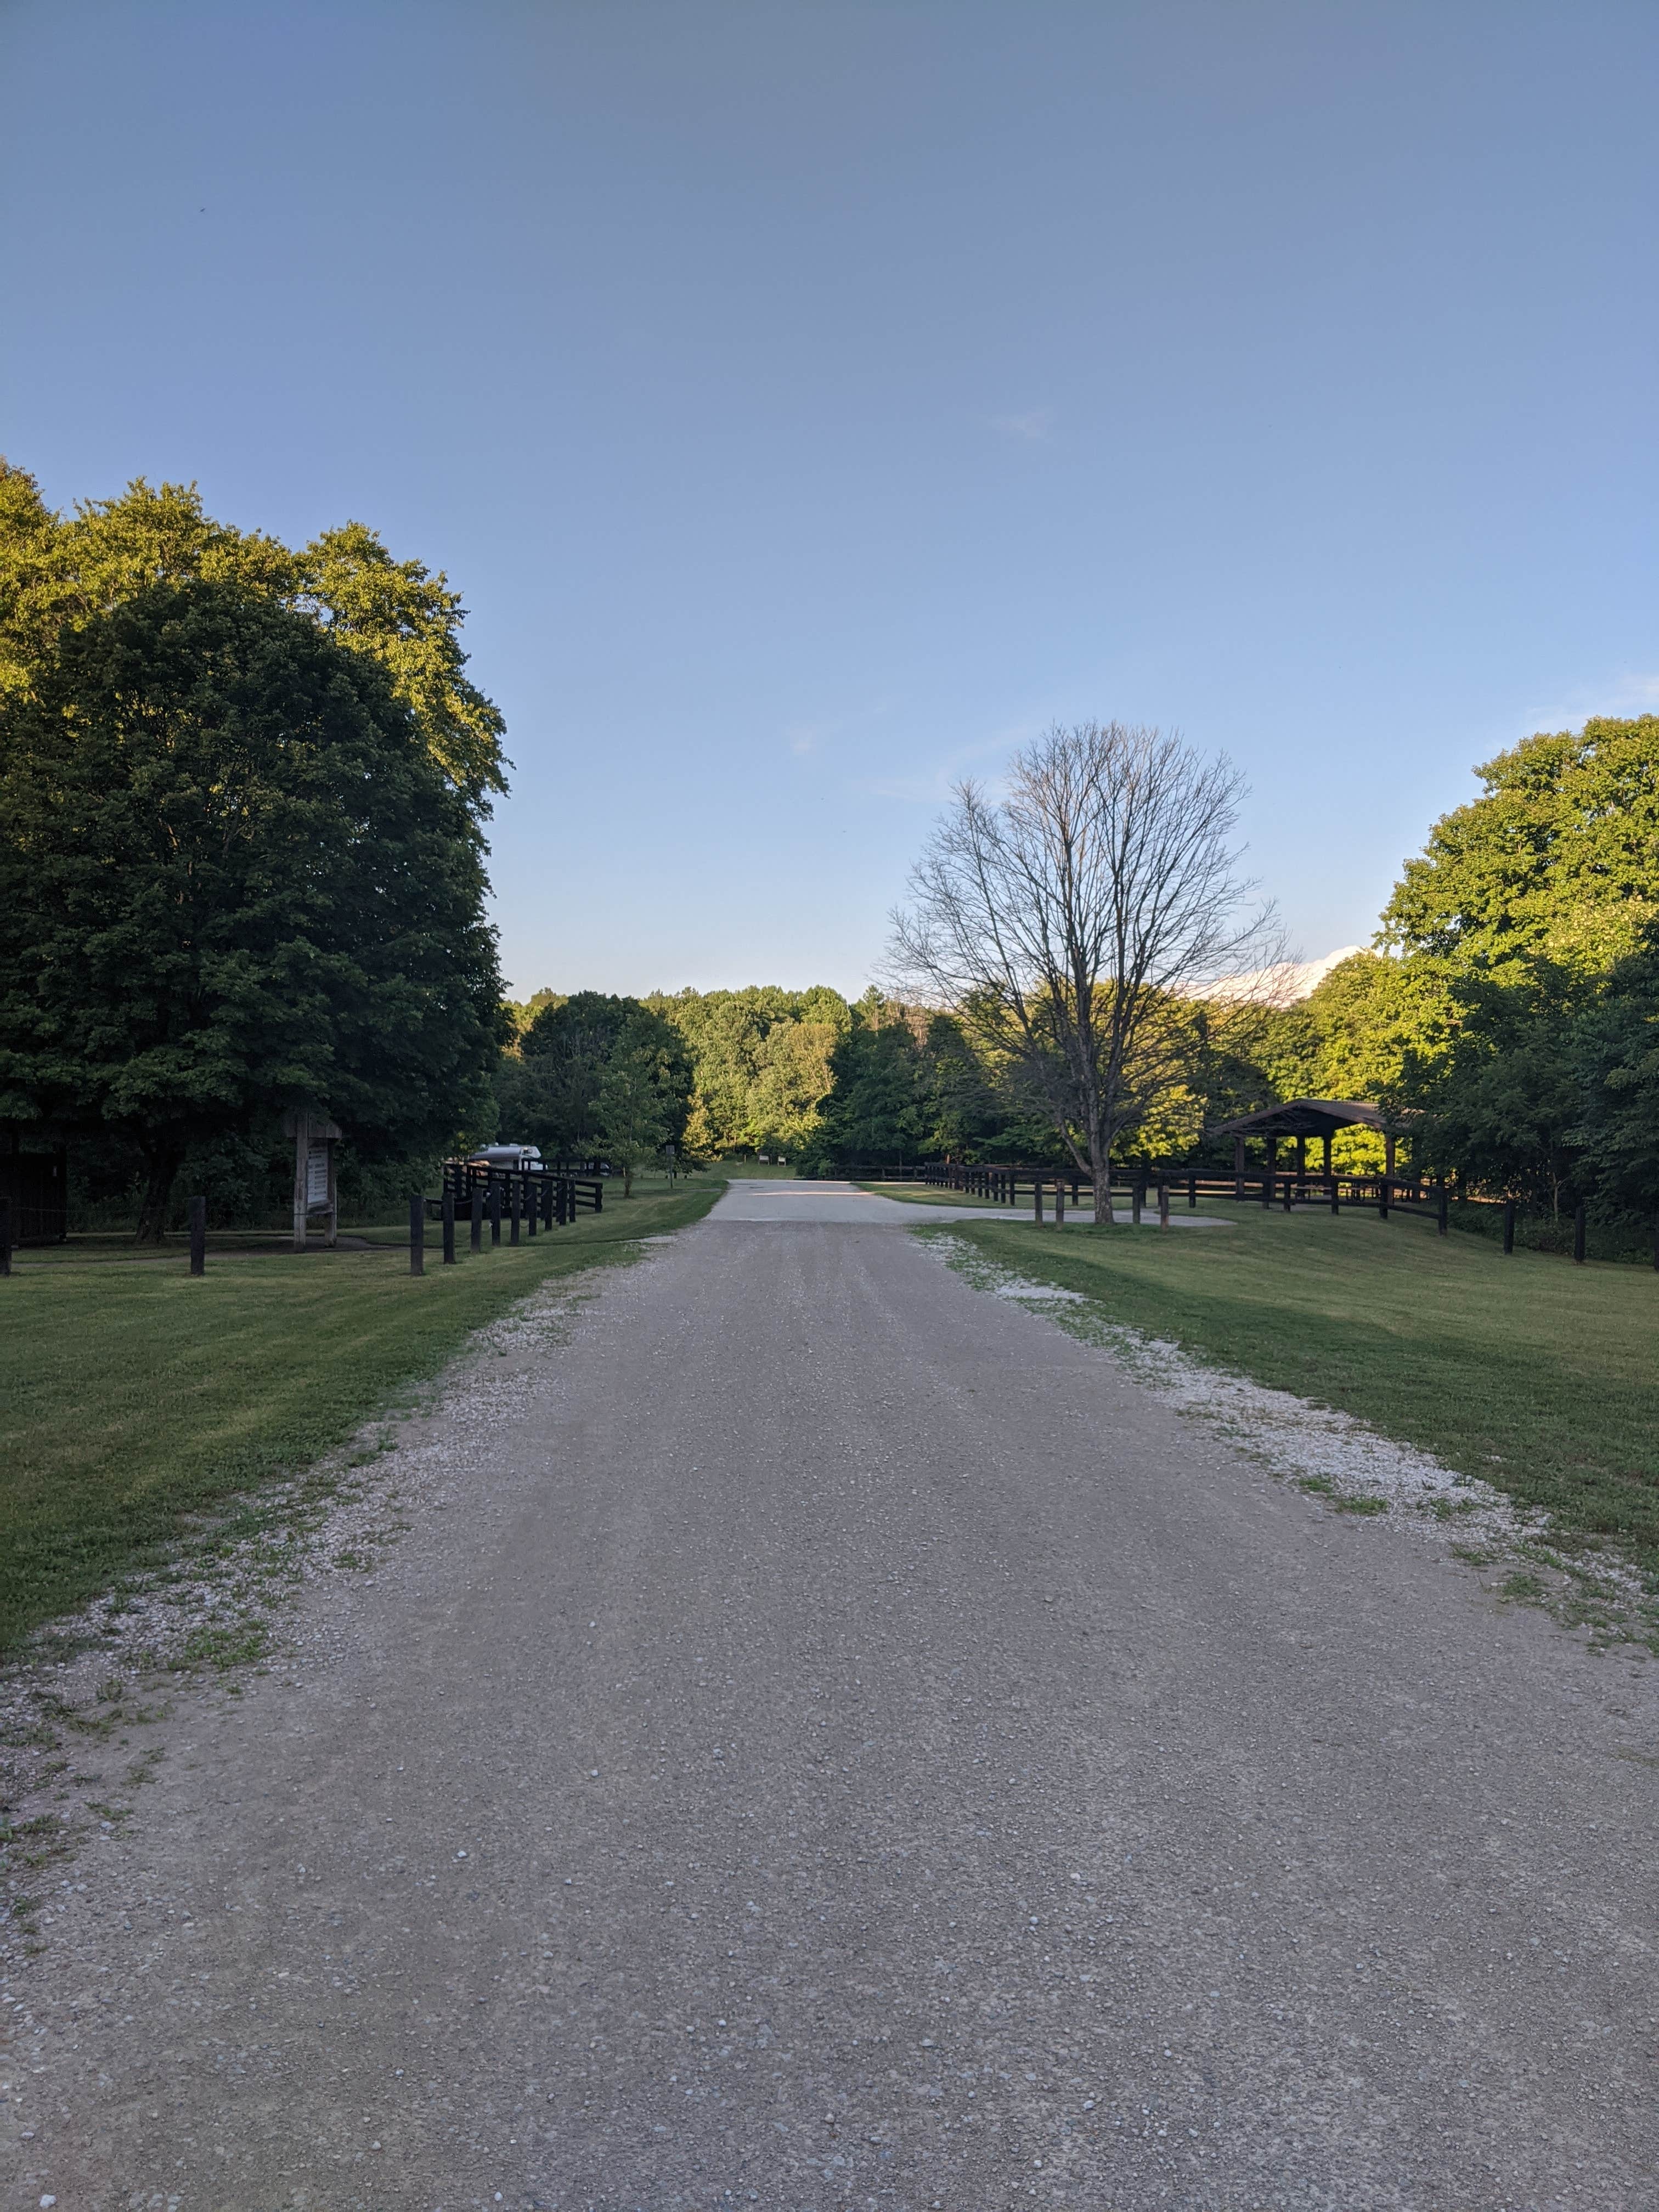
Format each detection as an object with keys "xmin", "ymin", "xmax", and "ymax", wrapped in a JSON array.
[{"xmin": 991, "ymin": 407, "xmax": 1054, "ymax": 442}]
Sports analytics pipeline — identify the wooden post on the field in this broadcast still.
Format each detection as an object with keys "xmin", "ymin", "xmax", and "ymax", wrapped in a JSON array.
[
  {"xmin": 189, "ymin": 1194, "xmax": 206, "ymax": 1276},
  {"xmin": 470, "ymin": 1183, "xmax": 483, "ymax": 1252},
  {"xmin": 1158, "ymin": 1181, "xmax": 1170, "ymax": 1229},
  {"xmin": 1033, "ymin": 1177, "xmax": 1043, "ymax": 1224},
  {"xmin": 1189, "ymin": 1173, "xmax": 1197, "ymax": 1210},
  {"xmin": 1261, "ymin": 1170, "xmax": 1272, "ymax": 1209},
  {"xmin": 1322, "ymin": 1131, "xmax": 1333, "ymax": 1181},
  {"xmin": 1437, "ymin": 1181, "xmax": 1449, "ymax": 1236},
  {"xmin": 1502, "ymin": 1198, "xmax": 1515, "ymax": 1254},
  {"xmin": 1295, "ymin": 1135, "xmax": 1307, "ymax": 1189},
  {"xmin": 1573, "ymin": 1201, "xmax": 1587, "ymax": 1264},
  {"xmin": 1054, "ymin": 1179, "xmax": 1065, "ymax": 1226},
  {"xmin": 526, "ymin": 1171, "xmax": 538, "ymax": 1237},
  {"xmin": 291, "ymin": 1107, "xmax": 310, "ymax": 1252},
  {"xmin": 325, "ymin": 1138, "xmax": 337, "ymax": 1250},
  {"xmin": 489, "ymin": 1179, "xmax": 501, "ymax": 1246},
  {"xmin": 510, "ymin": 1178, "xmax": 521, "ymax": 1246},
  {"xmin": 409, "ymin": 1194, "xmax": 425, "ymax": 1275},
  {"xmin": 442, "ymin": 1188, "xmax": 456, "ymax": 1265},
  {"xmin": 1379, "ymin": 1173, "xmax": 1389, "ymax": 1221},
  {"xmin": 1385, "ymin": 1132, "xmax": 1397, "ymax": 1182},
  {"xmin": 0, "ymin": 1195, "xmax": 10, "ymax": 1277},
  {"xmin": 1233, "ymin": 1134, "xmax": 1245, "ymax": 1200},
  {"xmin": 1282, "ymin": 1175, "xmax": 1294, "ymax": 1214},
  {"xmin": 1329, "ymin": 1175, "xmax": 1339, "ymax": 1215}
]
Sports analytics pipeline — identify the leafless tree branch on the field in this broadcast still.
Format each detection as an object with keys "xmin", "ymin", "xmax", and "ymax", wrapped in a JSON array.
[{"xmin": 887, "ymin": 721, "xmax": 1280, "ymax": 1182}]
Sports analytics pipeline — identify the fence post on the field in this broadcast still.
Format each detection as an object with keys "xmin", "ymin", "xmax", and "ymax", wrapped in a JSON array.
[
  {"xmin": 1379, "ymin": 1176, "xmax": 1389, "ymax": 1222},
  {"xmin": 510, "ymin": 1178, "xmax": 521, "ymax": 1246},
  {"xmin": 189, "ymin": 1193, "xmax": 206, "ymax": 1277},
  {"xmin": 1329, "ymin": 1176, "xmax": 1339, "ymax": 1216},
  {"xmin": 1573, "ymin": 1201, "xmax": 1587, "ymax": 1265},
  {"xmin": 1502, "ymin": 1198, "xmax": 1515, "ymax": 1255},
  {"xmin": 1189, "ymin": 1174, "xmax": 1197, "ymax": 1211},
  {"xmin": 0, "ymin": 1195, "xmax": 10, "ymax": 1277},
  {"xmin": 1158, "ymin": 1181, "xmax": 1170, "ymax": 1229},
  {"xmin": 471, "ymin": 1185, "xmax": 483, "ymax": 1252},
  {"xmin": 526, "ymin": 1171, "xmax": 538, "ymax": 1238},
  {"xmin": 1260, "ymin": 1172, "xmax": 1272, "ymax": 1210},
  {"xmin": 489, "ymin": 1180, "xmax": 501, "ymax": 1247},
  {"xmin": 1054, "ymin": 1179, "xmax": 1065, "ymax": 1226},
  {"xmin": 409, "ymin": 1193, "xmax": 425, "ymax": 1276},
  {"xmin": 442, "ymin": 1188, "xmax": 456, "ymax": 1265},
  {"xmin": 1033, "ymin": 1177, "xmax": 1043, "ymax": 1224},
  {"xmin": 1282, "ymin": 1177, "xmax": 1294, "ymax": 1214}
]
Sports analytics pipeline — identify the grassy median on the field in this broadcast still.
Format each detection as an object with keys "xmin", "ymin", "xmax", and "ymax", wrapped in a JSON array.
[
  {"xmin": 924, "ymin": 1200, "xmax": 1659, "ymax": 1578},
  {"xmin": 0, "ymin": 1174, "xmax": 721, "ymax": 1652}
]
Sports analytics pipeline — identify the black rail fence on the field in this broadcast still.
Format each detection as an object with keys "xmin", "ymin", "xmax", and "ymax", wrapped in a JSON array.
[
  {"xmin": 845, "ymin": 1159, "xmax": 1458, "ymax": 1231},
  {"xmin": 1, "ymin": 1146, "xmax": 69, "ymax": 1249},
  {"xmin": 400, "ymin": 1158, "xmax": 607, "ymax": 1275}
]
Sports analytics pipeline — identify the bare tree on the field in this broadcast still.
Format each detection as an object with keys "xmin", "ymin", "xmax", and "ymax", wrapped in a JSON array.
[{"xmin": 888, "ymin": 721, "xmax": 1280, "ymax": 1188}]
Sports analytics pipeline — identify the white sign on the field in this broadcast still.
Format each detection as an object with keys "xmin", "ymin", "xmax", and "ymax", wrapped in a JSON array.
[{"xmin": 306, "ymin": 1145, "xmax": 330, "ymax": 1208}]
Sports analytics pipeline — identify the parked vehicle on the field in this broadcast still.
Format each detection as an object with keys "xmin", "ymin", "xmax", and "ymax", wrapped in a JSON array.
[{"xmin": 468, "ymin": 1143, "xmax": 545, "ymax": 1170}]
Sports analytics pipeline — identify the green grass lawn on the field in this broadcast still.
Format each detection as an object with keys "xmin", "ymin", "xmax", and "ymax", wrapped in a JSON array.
[
  {"xmin": 929, "ymin": 1203, "xmax": 1659, "ymax": 1579},
  {"xmin": 0, "ymin": 1173, "xmax": 721, "ymax": 1652}
]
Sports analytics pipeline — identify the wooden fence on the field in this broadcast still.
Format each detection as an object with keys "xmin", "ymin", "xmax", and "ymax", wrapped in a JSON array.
[
  {"xmin": 1, "ymin": 1148, "xmax": 68, "ymax": 1248},
  {"xmin": 844, "ymin": 1159, "xmax": 1451, "ymax": 1228}
]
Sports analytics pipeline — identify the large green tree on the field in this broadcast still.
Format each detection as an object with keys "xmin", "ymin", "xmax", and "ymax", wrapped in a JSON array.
[
  {"xmin": 499, "ymin": 993, "xmax": 692, "ymax": 1164},
  {"xmin": 646, "ymin": 985, "xmax": 851, "ymax": 1158},
  {"xmin": 1384, "ymin": 718, "xmax": 1659, "ymax": 978},
  {"xmin": 0, "ymin": 581, "xmax": 503, "ymax": 1236}
]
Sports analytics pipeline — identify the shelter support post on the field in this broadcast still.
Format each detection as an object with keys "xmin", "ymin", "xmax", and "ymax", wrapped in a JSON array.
[{"xmin": 292, "ymin": 1110, "xmax": 310, "ymax": 1252}]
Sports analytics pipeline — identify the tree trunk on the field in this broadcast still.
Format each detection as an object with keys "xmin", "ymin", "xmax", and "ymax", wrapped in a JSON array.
[{"xmin": 136, "ymin": 1144, "xmax": 183, "ymax": 1243}]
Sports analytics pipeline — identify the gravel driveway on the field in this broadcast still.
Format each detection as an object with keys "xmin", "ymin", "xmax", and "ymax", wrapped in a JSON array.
[{"xmin": 7, "ymin": 1185, "xmax": 1656, "ymax": 2209}]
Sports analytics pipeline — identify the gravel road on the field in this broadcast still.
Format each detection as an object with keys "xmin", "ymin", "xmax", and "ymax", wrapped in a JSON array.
[{"xmin": 7, "ymin": 1183, "xmax": 1657, "ymax": 2210}]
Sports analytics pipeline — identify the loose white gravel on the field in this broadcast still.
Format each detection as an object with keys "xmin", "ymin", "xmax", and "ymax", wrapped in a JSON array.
[
  {"xmin": 925, "ymin": 1230, "xmax": 1658, "ymax": 1632},
  {"xmin": 0, "ymin": 1265, "xmax": 610, "ymax": 1939}
]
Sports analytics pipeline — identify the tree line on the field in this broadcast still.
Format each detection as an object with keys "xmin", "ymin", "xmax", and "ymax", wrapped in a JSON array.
[
  {"xmin": 493, "ymin": 985, "xmax": 855, "ymax": 1183},
  {"xmin": 808, "ymin": 715, "xmax": 1659, "ymax": 1240},
  {"xmin": 7, "ymin": 465, "xmax": 1650, "ymax": 1240}
]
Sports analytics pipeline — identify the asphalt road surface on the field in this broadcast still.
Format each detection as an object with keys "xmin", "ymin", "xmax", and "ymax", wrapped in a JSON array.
[{"xmin": 10, "ymin": 1183, "xmax": 1657, "ymax": 2210}]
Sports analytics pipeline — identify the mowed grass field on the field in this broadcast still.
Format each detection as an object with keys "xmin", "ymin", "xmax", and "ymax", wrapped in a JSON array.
[
  {"xmin": 0, "ymin": 1175, "xmax": 722, "ymax": 1652},
  {"xmin": 924, "ymin": 1200, "xmax": 1659, "ymax": 1578}
]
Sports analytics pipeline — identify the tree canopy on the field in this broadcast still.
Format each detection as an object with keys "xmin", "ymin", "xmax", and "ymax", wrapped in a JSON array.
[
  {"xmin": 0, "ymin": 579, "xmax": 503, "ymax": 1235},
  {"xmin": 645, "ymin": 986, "xmax": 851, "ymax": 1158},
  {"xmin": 497, "ymin": 993, "xmax": 692, "ymax": 1167},
  {"xmin": 1384, "ymin": 719, "xmax": 1659, "ymax": 979},
  {"xmin": 0, "ymin": 464, "xmax": 506, "ymax": 809}
]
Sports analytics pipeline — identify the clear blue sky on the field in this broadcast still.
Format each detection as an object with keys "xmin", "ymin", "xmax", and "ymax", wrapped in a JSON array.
[{"xmin": 5, "ymin": 2, "xmax": 1656, "ymax": 997}]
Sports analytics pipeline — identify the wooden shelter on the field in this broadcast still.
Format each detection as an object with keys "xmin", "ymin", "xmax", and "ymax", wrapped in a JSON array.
[{"xmin": 1212, "ymin": 1099, "xmax": 1401, "ymax": 1194}]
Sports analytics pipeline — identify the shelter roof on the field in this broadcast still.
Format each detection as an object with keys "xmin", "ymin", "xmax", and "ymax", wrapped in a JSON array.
[{"xmin": 1212, "ymin": 1098, "xmax": 1391, "ymax": 1138}]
